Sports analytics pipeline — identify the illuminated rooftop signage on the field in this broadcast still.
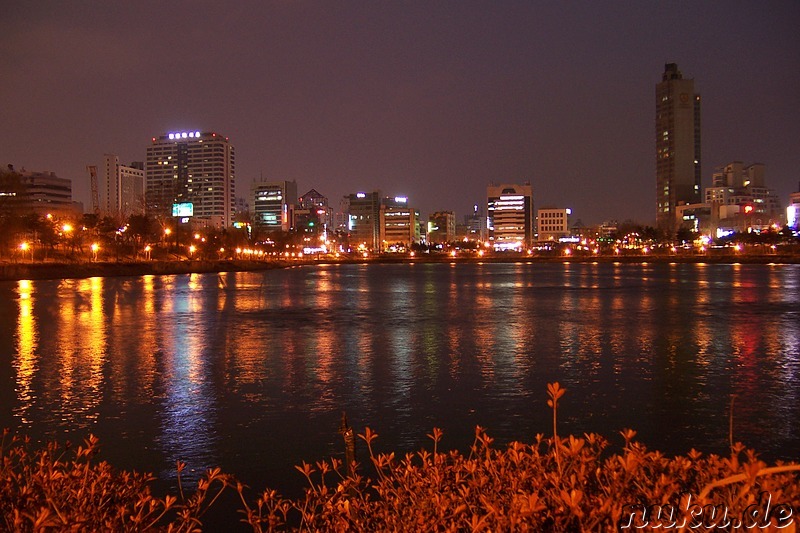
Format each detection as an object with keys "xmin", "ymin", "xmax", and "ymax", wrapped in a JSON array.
[
  {"xmin": 356, "ymin": 192, "xmax": 366, "ymax": 198},
  {"xmin": 168, "ymin": 131, "xmax": 202, "ymax": 140},
  {"xmin": 394, "ymin": 196, "xmax": 407, "ymax": 203}
]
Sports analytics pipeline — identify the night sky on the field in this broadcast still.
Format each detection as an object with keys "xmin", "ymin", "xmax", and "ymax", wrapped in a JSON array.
[{"xmin": 2, "ymin": 1, "xmax": 799, "ymax": 225}]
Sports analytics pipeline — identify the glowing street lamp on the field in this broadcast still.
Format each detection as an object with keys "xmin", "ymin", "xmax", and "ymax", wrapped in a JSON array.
[
  {"xmin": 90, "ymin": 243, "xmax": 99, "ymax": 261},
  {"xmin": 19, "ymin": 242, "xmax": 32, "ymax": 261},
  {"xmin": 144, "ymin": 245, "xmax": 152, "ymax": 260},
  {"xmin": 188, "ymin": 244, "xmax": 196, "ymax": 259}
]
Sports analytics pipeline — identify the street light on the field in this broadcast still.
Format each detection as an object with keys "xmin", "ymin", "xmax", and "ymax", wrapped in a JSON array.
[
  {"xmin": 188, "ymin": 244, "xmax": 196, "ymax": 259},
  {"xmin": 91, "ymin": 243, "xmax": 99, "ymax": 261},
  {"xmin": 144, "ymin": 245, "xmax": 152, "ymax": 260}
]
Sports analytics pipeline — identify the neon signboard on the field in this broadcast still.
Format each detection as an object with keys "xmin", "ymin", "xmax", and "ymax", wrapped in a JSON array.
[{"xmin": 172, "ymin": 202, "xmax": 194, "ymax": 217}]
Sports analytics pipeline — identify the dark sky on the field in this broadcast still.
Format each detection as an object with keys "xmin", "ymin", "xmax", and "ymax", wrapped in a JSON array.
[{"xmin": 2, "ymin": 1, "xmax": 799, "ymax": 225}]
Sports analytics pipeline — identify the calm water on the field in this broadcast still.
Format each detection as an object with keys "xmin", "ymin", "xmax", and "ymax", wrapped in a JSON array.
[{"xmin": 1, "ymin": 262, "xmax": 799, "ymax": 497}]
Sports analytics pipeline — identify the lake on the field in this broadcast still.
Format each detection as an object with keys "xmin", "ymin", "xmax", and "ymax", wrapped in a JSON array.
[{"xmin": 1, "ymin": 261, "xmax": 798, "ymax": 500}]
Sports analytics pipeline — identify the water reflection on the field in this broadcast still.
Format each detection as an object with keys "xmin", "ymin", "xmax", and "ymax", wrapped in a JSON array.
[
  {"xmin": 1, "ymin": 263, "xmax": 798, "ymax": 494},
  {"xmin": 14, "ymin": 281, "xmax": 37, "ymax": 424}
]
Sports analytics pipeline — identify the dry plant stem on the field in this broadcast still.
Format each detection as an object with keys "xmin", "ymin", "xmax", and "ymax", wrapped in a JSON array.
[
  {"xmin": 729, "ymin": 394, "xmax": 736, "ymax": 453},
  {"xmin": 698, "ymin": 464, "xmax": 800, "ymax": 500}
]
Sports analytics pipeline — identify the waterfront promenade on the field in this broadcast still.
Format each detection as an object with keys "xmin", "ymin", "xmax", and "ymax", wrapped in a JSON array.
[{"xmin": 2, "ymin": 249, "xmax": 799, "ymax": 281}]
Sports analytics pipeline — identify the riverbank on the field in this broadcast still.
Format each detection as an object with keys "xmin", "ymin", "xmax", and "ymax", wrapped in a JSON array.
[{"xmin": 1, "ymin": 252, "xmax": 799, "ymax": 281}]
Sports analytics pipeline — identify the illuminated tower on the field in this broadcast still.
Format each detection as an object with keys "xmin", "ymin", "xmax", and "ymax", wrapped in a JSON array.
[
  {"xmin": 656, "ymin": 63, "xmax": 701, "ymax": 232},
  {"xmin": 145, "ymin": 131, "xmax": 235, "ymax": 227}
]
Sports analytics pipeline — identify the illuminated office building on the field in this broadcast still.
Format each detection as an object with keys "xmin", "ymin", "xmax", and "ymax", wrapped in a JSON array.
[
  {"xmin": 487, "ymin": 183, "xmax": 534, "ymax": 250},
  {"xmin": 380, "ymin": 196, "xmax": 419, "ymax": 250},
  {"xmin": 146, "ymin": 130, "xmax": 235, "ymax": 227},
  {"xmin": 252, "ymin": 180, "xmax": 297, "ymax": 231},
  {"xmin": 656, "ymin": 63, "xmax": 701, "ymax": 232},
  {"xmin": 345, "ymin": 191, "xmax": 382, "ymax": 250}
]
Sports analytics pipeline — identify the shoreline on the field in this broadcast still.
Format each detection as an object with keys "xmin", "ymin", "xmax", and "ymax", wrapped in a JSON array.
[{"xmin": 1, "ymin": 253, "xmax": 799, "ymax": 281}]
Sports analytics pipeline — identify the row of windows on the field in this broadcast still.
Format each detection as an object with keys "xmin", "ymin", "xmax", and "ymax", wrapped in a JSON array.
[{"xmin": 540, "ymin": 226, "xmax": 567, "ymax": 232}]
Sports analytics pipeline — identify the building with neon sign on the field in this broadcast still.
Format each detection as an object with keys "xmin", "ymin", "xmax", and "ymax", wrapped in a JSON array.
[
  {"xmin": 487, "ymin": 183, "xmax": 535, "ymax": 250},
  {"xmin": 146, "ymin": 130, "xmax": 235, "ymax": 227}
]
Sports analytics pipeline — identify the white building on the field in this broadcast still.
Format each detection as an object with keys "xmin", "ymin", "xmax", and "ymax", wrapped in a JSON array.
[
  {"xmin": 146, "ymin": 130, "xmax": 235, "ymax": 227},
  {"xmin": 537, "ymin": 208, "xmax": 571, "ymax": 242},
  {"xmin": 102, "ymin": 154, "xmax": 144, "ymax": 219}
]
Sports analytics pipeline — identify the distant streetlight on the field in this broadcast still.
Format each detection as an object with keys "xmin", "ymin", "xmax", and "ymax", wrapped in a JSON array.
[
  {"xmin": 19, "ymin": 242, "xmax": 32, "ymax": 261},
  {"xmin": 144, "ymin": 245, "xmax": 152, "ymax": 260},
  {"xmin": 91, "ymin": 243, "xmax": 99, "ymax": 261},
  {"xmin": 188, "ymin": 244, "xmax": 196, "ymax": 259}
]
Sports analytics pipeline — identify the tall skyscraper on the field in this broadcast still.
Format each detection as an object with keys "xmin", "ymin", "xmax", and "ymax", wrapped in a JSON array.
[
  {"xmin": 102, "ymin": 154, "xmax": 144, "ymax": 219},
  {"xmin": 146, "ymin": 130, "xmax": 235, "ymax": 227},
  {"xmin": 656, "ymin": 63, "xmax": 701, "ymax": 232}
]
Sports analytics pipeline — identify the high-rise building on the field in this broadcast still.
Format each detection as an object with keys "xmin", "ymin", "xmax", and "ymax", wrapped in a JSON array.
[
  {"xmin": 487, "ymin": 183, "xmax": 535, "ymax": 250},
  {"xmin": 102, "ymin": 154, "xmax": 144, "ymax": 219},
  {"xmin": 252, "ymin": 180, "xmax": 297, "ymax": 231},
  {"xmin": 656, "ymin": 63, "xmax": 701, "ymax": 232},
  {"xmin": 145, "ymin": 130, "xmax": 235, "ymax": 227}
]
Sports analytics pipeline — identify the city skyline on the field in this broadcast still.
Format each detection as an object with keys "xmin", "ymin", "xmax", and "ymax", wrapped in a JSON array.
[{"xmin": 2, "ymin": 2, "xmax": 798, "ymax": 224}]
